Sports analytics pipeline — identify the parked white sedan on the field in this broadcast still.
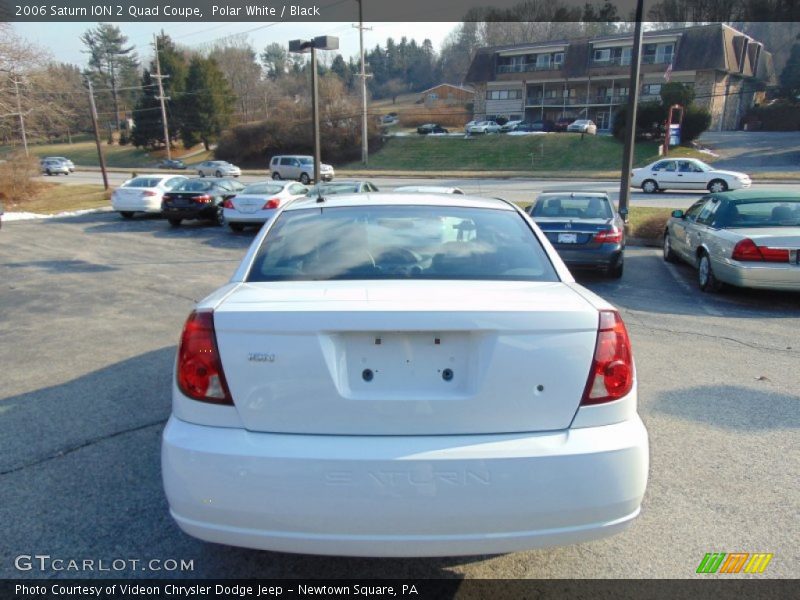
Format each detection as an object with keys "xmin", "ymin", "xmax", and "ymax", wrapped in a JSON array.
[
  {"xmin": 197, "ymin": 160, "xmax": 241, "ymax": 178},
  {"xmin": 466, "ymin": 120, "xmax": 502, "ymax": 134},
  {"xmin": 632, "ymin": 158, "xmax": 751, "ymax": 194},
  {"xmin": 111, "ymin": 174, "xmax": 188, "ymax": 218},
  {"xmin": 162, "ymin": 193, "xmax": 649, "ymax": 557},
  {"xmin": 221, "ymin": 181, "xmax": 308, "ymax": 231}
]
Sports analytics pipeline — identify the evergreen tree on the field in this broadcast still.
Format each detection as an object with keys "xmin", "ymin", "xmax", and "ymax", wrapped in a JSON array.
[
  {"xmin": 179, "ymin": 56, "xmax": 234, "ymax": 150},
  {"xmin": 80, "ymin": 23, "xmax": 139, "ymax": 132},
  {"xmin": 780, "ymin": 36, "xmax": 800, "ymax": 100},
  {"xmin": 130, "ymin": 70, "xmax": 163, "ymax": 148}
]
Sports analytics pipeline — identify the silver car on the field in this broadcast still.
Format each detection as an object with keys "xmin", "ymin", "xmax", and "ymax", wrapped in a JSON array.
[
  {"xmin": 42, "ymin": 156, "xmax": 75, "ymax": 172},
  {"xmin": 197, "ymin": 161, "xmax": 241, "ymax": 178},
  {"xmin": 663, "ymin": 190, "xmax": 800, "ymax": 292},
  {"xmin": 40, "ymin": 158, "xmax": 70, "ymax": 176},
  {"xmin": 567, "ymin": 120, "xmax": 597, "ymax": 135},
  {"xmin": 269, "ymin": 155, "xmax": 335, "ymax": 184}
]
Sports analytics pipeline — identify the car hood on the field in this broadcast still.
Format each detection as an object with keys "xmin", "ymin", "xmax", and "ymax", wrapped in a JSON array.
[{"xmin": 710, "ymin": 169, "xmax": 749, "ymax": 179}]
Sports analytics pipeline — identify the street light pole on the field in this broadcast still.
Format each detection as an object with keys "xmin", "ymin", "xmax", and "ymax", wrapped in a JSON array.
[
  {"xmin": 289, "ymin": 36, "xmax": 339, "ymax": 185},
  {"xmin": 310, "ymin": 45, "xmax": 321, "ymax": 185},
  {"xmin": 618, "ymin": 0, "xmax": 644, "ymax": 223}
]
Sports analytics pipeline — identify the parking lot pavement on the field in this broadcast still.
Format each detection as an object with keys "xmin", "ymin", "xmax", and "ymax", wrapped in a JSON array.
[{"xmin": 1, "ymin": 214, "xmax": 798, "ymax": 579}]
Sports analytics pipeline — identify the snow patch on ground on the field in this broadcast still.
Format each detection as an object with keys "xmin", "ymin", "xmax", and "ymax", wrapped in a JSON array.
[
  {"xmin": 698, "ymin": 148, "xmax": 720, "ymax": 157},
  {"xmin": 2, "ymin": 208, "xmax": 109, "ymax": 222}
]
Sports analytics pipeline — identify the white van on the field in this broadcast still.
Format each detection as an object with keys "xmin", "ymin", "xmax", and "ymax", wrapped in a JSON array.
[{"xmin": 269, "ymin": 155, "xmax": 334, "ymax": 184}]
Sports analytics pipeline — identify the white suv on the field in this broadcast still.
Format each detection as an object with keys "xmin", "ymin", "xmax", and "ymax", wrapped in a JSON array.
[{"xmin": 270, "ymin": 155, "xmax": 334, "ymax": 184}]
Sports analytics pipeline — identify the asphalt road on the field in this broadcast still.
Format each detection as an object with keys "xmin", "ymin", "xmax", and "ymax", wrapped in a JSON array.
[
  {"xmin": 0, "ymin": 213, "xmax": 798, "ymax": 579},
  {"xmin": 36, "ymin": 169, "xmax": 800, "ymax": 210}
]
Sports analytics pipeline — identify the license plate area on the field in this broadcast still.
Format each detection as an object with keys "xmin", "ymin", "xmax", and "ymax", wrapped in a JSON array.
[
  {"xmin": 558, "ymin": 233, "xmax": 578, "ymax": 244},
  {"xmin": 333, "ymin": 332, "xmax": 474, "ymax": 399}
]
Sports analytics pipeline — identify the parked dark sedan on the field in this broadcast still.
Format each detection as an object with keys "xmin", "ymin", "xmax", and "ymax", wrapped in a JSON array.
[
  {"xmin": 526, "ymin": 192, "xmax": 625, "ymax": 278},
  {"xmin": 515, "ymin": 119, "xmax": 555, "ymax": 132},
  {"xmin": 417, "ymin": 123, "xmax": 449, "ymax": 135},
  {"xmin": 161, "ymin": 178, "xmax": 245, "ymax": 227},
  {"xmin": 159, "ymin": 159, "xmax": 187, "ymax": 170},
  {"xmin": 554, "ymin": 117, "xmax": 576, "ymax": 132}
]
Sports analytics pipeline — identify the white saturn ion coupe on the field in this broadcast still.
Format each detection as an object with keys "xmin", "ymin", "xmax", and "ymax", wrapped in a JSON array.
[{"xmin": 162, "ymin": 192, "xmax": 649, "ymax": 557}]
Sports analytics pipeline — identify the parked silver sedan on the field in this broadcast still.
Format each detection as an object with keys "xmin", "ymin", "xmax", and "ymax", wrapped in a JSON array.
[{"xmin": 663, "ymin": 190, "xmax": 800, "ymax": 292}]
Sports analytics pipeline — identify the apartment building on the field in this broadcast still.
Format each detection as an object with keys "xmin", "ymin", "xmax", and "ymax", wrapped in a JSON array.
[{"xmin": 464, "ymin": 24, "xmax": 776, "ymax": 131}]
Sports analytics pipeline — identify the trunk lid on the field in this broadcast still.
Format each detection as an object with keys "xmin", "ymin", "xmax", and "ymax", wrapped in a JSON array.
[
  {"xmin": 535, "ymin": 217, "xmax": 613, "ymax": 247},
  {"xmin": 213, "ymin": 281, "xmax": 599, "ymax": 435}
]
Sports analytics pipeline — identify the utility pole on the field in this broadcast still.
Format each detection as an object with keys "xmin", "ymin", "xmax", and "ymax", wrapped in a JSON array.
[
  {"xmin": 617, "ymin": 0, "xmax": 644, "ymax": 223},
  {"xmin": 87, "ymin": 80, "xmax": 109, "ymax": 190},
  {"xmin": 353, "ymin": 0, "xmax": 371, "ymax": 166},
  {"xmin": 153, "ymin": 33, "xmax": 172, "ymax": 160}
]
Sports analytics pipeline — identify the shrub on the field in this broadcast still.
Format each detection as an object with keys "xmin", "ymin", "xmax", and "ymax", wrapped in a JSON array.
[
  {"xmin": 633, "ymin": 213, "xmax": 670, "ymax": 240},
  {"xmin": 0, "ymin": 153, "xmax": 44, "ymax": 207},
  {"xmin": 612, "ymin": 101, "xmax": 666, "ymax": 141},
  {"xmin": 680, "ymin": 105, "xmax": 712, "ymax": 143},
  {"xmin": 744, "ymin": 101, "xmax": 800, "ymax": 131},
  {"xmin": 395, "ymin": 106, "xmax": 471, "ymax": 128}
]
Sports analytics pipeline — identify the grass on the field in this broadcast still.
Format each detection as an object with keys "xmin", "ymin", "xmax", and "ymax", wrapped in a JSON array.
[
  {"xmin": 352, "ymin": 135, "xmax": 707, "ymax": 173},
  {"xmin": 625, "ymin": 206, "xmax": 674, "ymax": 239},
  {"xmin": 7, "ymin": 183, "xmax": 109, "ymax": 214}
]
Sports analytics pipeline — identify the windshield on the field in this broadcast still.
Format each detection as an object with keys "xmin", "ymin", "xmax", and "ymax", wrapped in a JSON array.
[
  {"xmin": 243, "ymin": 183, "xmax": 284, "ymax": 195},
  {"xmin": 247, "ymin": 205, "xmax": 558, "ymax": 282},
  {"xmin": 310, "ymin": 183, "xmax": 361, "ymax": 195},
  {"xmin": 532, "ymin": 196, "xmax": 613, "ymax": 219},
  {"xmin": 716, "ymin": 199, "xmax": 800, "ymax": 228}
]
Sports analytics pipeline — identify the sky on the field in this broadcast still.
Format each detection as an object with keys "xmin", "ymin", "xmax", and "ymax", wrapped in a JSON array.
[{"xmin": 11, "ymin": 21, "xmax": 459, "ymax": 68}]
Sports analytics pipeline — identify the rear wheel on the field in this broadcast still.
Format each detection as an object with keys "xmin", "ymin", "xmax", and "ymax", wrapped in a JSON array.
[
  {"xmin": 607, "ymin": 260, "xmax": 624, "ymax": 279},
  {"xmin": 168, "ymin": 217, "xmax": 182, "ymax": 227},
  {"xmin": 198, "ymin": 171, "xmax": 205, "ymax": 178},
  {"xmin": 299, "ymin": 172, "xmax": 310, "ymax": 184},
  {"xmin": 708, "ymin": 179, "xmax": 728, "ymax": 193},
  {"xmin": 215, "ymin": 170, "xmax": 222, "ymax": 177},
  {"xmin": 698, "ymin": 252, "xmax": 723, "ymax": 292},
  {"xmin": 272, "ymin": 172, "xmax": 281, "ymax": 180},
  {"xmin": 120, "ymin": 211, "xmax": 134, "ymax": 219},
  {"xmin": 214, "ymin": 208, "xmax": 225, "ymax": 227},
  {"xmin": 641, "ymin": 179, "xmax": 658, "ymax": 194},
  {"xmin": 229, "ymin": 223, "xmax": 245, "ymax": 232},
  {"xmin": 46, "ymin": 169, "xmax": 52, "ymax": 176},
  {"xmin": 663, "ymin": 232, "xmax": 678, "ymax": 263}
]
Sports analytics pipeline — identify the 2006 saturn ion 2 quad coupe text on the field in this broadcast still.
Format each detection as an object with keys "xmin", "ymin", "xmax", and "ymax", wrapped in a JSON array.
[{"xmin": 162, "ymin": 193, "xmax": 649, "ymax": 557}]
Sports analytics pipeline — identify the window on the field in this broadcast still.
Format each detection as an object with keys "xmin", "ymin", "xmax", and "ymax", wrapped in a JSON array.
[
  {"xmin": 716, "ymin": 199, "xmax": 800, "ymax": 228},
  {"xmin": 593, "ymin": 48, "xmax": 611, "ymax": 62},
  {"xmin": 289, "ymin": 184, "xmax": 307, "ymax": 195},
  {"xmin": 536, "ymin": 54, "xmax": 551, "ymax": 68},
  {"xmin": 487, "ymin": 89, "xmax": 522, "ymax": 100},
  {"xmin": 651, "ymin": 161, "xmax": 674, "ymax": 171},
  {"xmin": 656, "ymin": 43, "xmax": 675, "ymax": 64},
  {"xmin": 642, "ymin": 84, "xmax": 662, "ymax": 96},
  {"xmin": 678, "ymin": 160, "xmax": 703, "ymax": 173},
  {"xmin": 553, "ymin": 52, "xmax": 564, "ymax": 65},
  {"xmin": 684, "ymin": 198, "xmax": 709, "ymax": 221},
  {"xmin": 280, "ymin": 157, "xmax": 294, "ymax": 166},
  {"xmin": 248, "ymin": 206, "xmax": 559, "ymax": 283},
  {"xmin": 532, "ymin": 195, "xmax": 613, "ymax": 219},
  {"xmin": 696, "ymin": 200, "xmax": 720, "ymax": 226},
  {"xmin": 621, "ymin": 47, "xmax": 632, "ymax": 66}
]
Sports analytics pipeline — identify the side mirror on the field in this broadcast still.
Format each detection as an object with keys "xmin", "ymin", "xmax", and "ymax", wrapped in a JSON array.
[{"xmin": 671, "ymin": 209, "xmax": 684, "ymax": 218}]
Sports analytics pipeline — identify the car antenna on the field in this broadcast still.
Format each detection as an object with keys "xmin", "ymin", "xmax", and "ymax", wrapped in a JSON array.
[{"xmin": 315, "ymin": 182, "xmax": 325, "ymax": 203}]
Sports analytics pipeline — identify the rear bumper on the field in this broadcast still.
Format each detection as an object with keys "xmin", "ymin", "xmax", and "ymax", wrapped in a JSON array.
[
  {"xmin": 162, "ymin": 205, "xmax": 217, "ymax": 221},
  {"xmin": 713, "ymin": 256, "xmax": 800, "ymax": 291},
  {"xmin": 112, "ymin": 198, "xmax": 162, "ymax": 213},
  {"xmin": 223, "ymin": 210, "xmax": 274, "ymax": 224},
  {"xmin": 554, "ymin": 244, "xmax": 623, "ymax": 269},
  {"xmin": 162, "ymin": 415, "xmax": 648, "ymax": 557}
]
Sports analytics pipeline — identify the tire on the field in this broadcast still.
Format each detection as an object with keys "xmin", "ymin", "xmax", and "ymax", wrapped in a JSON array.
[
  {"xmin": 641, "ymin": 179, "xmax": 659, "ymax": 194},
  {"xmin": 168, "ymin": 217, "xmax": 182, "ymax": 227},
  {"xmin": 708, "ymin": 179, "xmax": 728, "ymax": 193},
  {"xmin": 120, "ymin": 211, "xmax": 134, "ymax": 219},
  {"xmin": 229, "ymin": 223, "xmax": 245, "ymax": 232},
  {"xmin": 46, "ymin": 169, "xmax": 52, "ymax": 176},
  {"xmin": 215, "ymin": 170, "xmax": 222, "ymax": 177},
  {"xmin": 299, "ymin": 173, "xmax": 310, "ymax": 184},
  {"xmin": 214, "ymin": 208, "xmax": 225, "ymax": 226},
  {"xmin": 198, "ymin": 171, "xmax": 205, "ymax": 178},
  {"xmin": 663, "ymin": 232, "xmax": 678, "ymax": 263},
  {"xmin": 697, "ymin": 252, "xmax": 723, "ymax": 292},
  {"xmin": 272, "ymin": 172, "xmax": 281, "ymax": 180},
  {"xmin": 607, "ymin": 260, "xmax": 624, "ymax": 279}
]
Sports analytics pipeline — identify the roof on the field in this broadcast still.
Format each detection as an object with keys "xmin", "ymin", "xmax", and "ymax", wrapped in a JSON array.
[
  {"xmin": 284, "ymin": 193, "xmax": 514, "ymax": 212},
  {"xmin": 419, "ymin": 83, "xmax": 475, "ymax": 95},
  {"xmin": 709, "ymin": 189, "xmax": 800, "ymax": 201},
  {"xmin": 537, "ymin": 191, "xmax": 610, "ymax": 198}
]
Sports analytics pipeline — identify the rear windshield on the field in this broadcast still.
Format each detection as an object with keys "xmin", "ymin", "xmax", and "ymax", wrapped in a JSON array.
[
  {"xmin": 123, "ymin": 177, "xmax": 163, "ymax": 188},
  {"xmin": 311, "ymin": 183, "xmax": 360, "ymax": 195},
  {"xmin": 716, "ymin": 199, "xmax": 800, "ymax": 228},
  {"xmin": 243, "ymin": 183, "xmax": 284, "ymax": 195},
  {"xmin": 247, "ymin": 205, "xmax": 558, "ymax": 282},
  {"xmin": 174, "ymin": 180, "xmax": 214, "ymax": 192},
  {"xmin": 531, "ymin": 196, "xmax": 612, "ymax": 219}
]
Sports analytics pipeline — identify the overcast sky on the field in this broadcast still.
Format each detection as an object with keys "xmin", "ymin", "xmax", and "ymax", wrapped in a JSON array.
[{"xmin": 11, "ymin": 21, "xmax": 458, "ymax": 68}]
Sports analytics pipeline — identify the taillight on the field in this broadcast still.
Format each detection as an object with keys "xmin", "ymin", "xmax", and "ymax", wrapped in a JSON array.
[
  {"xmin": 732, "ymin": 238, "xmax": 790, "ymax": 263},
  {"xmin": 221, "ymin": 198, "xmax": 235, "ymax": 209},
  {"xmin": 263, "ymin": 198, "xmax": 281, "ymax": 209},
  {"xmin": 581, "ymin": 310, "xmax": 634, "ymax": 406},
  {"xmin": 176, "ymin": 310, "xmax": 233, "ymax": 405},
  {"xmin": 143, "ymin": 190, "xmax": 158, "ymax": 197},
  {"xmin": 193, "ymin": 194, "xmax": 212, "ymax": 204},
  {"xmin": 594, "ymin": 228, "xmax": 623, "ymax": 244}
]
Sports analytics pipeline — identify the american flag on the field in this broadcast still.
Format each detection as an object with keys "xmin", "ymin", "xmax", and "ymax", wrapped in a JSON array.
[{"xmin": 664, "ymin": 62, "xmax": 673, "ymax": 82}]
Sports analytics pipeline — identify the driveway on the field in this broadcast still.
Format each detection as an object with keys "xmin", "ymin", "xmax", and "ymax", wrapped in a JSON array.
[
  {"xmin": 697, "ymin": 131, "xmax": 800, "ymax": 171},
  {"xmin": 0, "ymin": 214, "xmax": 798, "ymax": 579}
]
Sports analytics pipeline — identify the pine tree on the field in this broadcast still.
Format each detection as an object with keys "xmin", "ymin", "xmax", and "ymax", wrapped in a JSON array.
[{"xmin": 179, "ymin": 56, "xmax": 234, "ymax": 151}]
